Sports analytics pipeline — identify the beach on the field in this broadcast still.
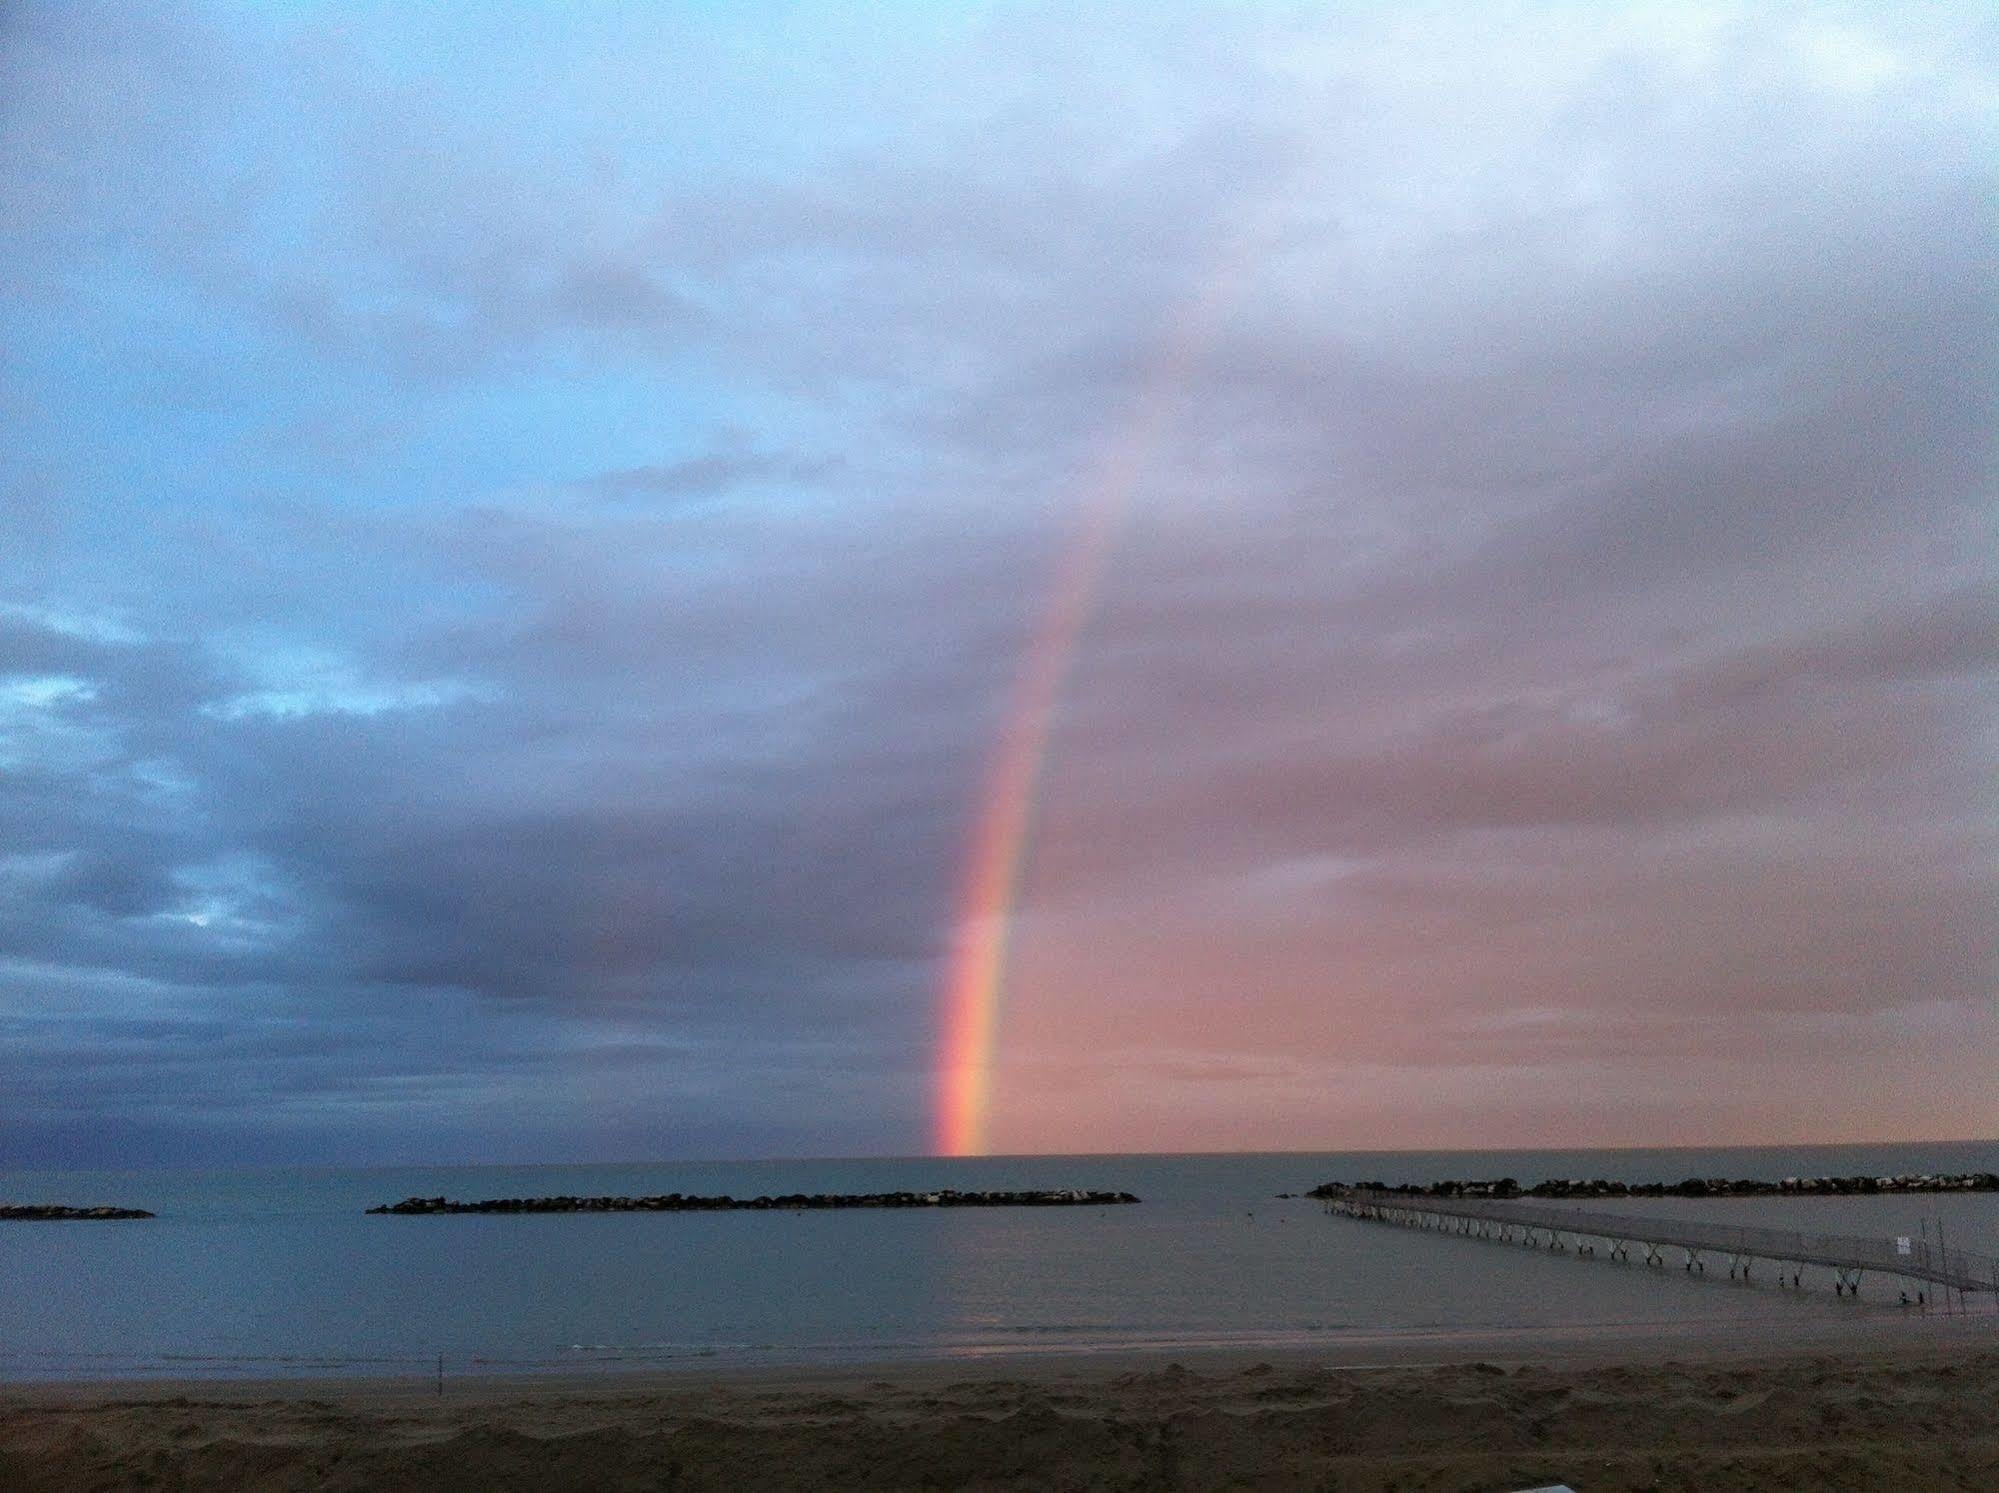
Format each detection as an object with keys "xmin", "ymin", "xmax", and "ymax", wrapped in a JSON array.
[
  {"xmin": 5, "ymin": 1317, "xmax": 1995, "ymax": 1491},
  {"xmin": 6, "ymin": 1151, "xmax": 1993, "ymax": 1486}
]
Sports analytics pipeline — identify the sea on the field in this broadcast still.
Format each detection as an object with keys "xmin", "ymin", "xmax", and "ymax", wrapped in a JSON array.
[{"xmin": 2, "ymin": 1142, "xmax": 1993, "ymax": 1381}]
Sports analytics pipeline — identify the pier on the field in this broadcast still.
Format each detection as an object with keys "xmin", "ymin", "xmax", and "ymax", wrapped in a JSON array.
[{"xmin": 1325, "ymin": 1188, "xmax": 1999, "ymax": 1304}]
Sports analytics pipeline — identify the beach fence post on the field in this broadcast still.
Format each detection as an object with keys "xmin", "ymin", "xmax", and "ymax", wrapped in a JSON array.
[{"xmin": 1919, "ymin": 1222, "xmax": 1930, "ymax": 1316}]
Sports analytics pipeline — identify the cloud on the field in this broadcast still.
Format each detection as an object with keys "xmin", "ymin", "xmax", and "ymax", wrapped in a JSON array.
[
  {"xmin": 585, "ymin": 443, "xmax": 839, "ymax": 507},
  {"xmin": 0, "ymin": 1, "xmax": 1992, "ymax": 1163}
]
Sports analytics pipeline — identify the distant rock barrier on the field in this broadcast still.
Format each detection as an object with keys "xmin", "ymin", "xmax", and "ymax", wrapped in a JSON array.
[
  {"xmin": 368, "ymin": 1188, "xmax": 1141, "ymax": 1215},
  {"xmin": 0, "ymin": 1204, "xmax": 155, "ymax": 1220},
  {"xmin": 1305, "ymin": 1173, "xmax": 1999, "ymax": 1201}
]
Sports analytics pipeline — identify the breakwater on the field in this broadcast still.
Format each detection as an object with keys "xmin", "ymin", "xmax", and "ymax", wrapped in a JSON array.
[
  {"xmin": 1307, "ymin": 1173, "xmax": 1999, "ymax": 1201},
  {"xmin": 368, "ymin": 1188, "xmax": 1140, "ymax": 1215},
  {"xmin": 0, "ymin": 1204, "xmax": 155, "ymax": 1220}
]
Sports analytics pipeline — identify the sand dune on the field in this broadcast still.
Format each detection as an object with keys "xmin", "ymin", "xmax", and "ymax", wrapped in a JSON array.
[{"xmin": 4, "ymin": 1331, "xmax": 1995, "ymax": 1490}]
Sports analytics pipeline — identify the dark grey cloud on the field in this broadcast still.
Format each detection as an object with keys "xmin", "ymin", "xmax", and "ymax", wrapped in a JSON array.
[{"xmin": 587, "ymin": 447, "xmax": 837, "ymax": 506}]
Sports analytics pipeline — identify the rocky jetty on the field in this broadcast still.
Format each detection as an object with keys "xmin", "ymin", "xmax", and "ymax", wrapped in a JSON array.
[
  {"xmin": 0, "ymin": 1204, "xmax": 155, "ymax": 1220},
  {"xmin": 368, "ymin": 1188, "xmax": 1140, "ymax": 1215},
  {"xmin": 1306, "ymin": 1173, "xmax": 1999, "ymax": 1201}
]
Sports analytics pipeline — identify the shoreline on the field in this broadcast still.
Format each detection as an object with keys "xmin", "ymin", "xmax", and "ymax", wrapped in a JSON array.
[{"xmin": 7, "ymin": 1309, "xmax": 1990, "ymax": 1400}]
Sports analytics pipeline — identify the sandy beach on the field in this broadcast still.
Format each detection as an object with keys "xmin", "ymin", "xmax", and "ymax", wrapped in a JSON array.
[{"xmin": 4, "ymin": 1317, "xmax": 1994, "ymax": 1491}]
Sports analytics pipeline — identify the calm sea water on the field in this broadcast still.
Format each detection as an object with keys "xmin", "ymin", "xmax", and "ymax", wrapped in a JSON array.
[{"xmin": 3, "ymin": 1143, "xmax": 1994, "ymax": 1380}]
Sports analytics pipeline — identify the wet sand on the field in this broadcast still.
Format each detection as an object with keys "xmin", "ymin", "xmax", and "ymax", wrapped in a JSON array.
[{"xmin": 3, "ymin": 1316, "xmax": 1994, "ymax": 1490}]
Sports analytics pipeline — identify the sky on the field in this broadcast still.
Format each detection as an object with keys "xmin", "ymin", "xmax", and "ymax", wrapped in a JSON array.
[{"xmin": 1, "ymin": 1, "xmax": 1994, "ymax": 1168}]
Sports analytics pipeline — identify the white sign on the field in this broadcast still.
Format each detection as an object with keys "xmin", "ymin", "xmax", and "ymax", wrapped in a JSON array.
[{"xmin": 1896, "ymin": 1236, "xmax": 1911, "ymax": 1255}]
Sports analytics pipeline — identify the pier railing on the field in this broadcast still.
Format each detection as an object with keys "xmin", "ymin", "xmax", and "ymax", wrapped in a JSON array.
[{"xmin": 1327, "ymin": 1189, "xmax": 1999, "ymax": 1297}]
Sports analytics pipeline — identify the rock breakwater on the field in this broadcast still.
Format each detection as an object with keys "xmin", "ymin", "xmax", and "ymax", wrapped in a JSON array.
[
  {"xmin": 368, "ymin": 1188, "xmax": 1140, "ymax": 1215},
  {"xmin": 0, "ymin": 1204, "xmax": 155, "ymax": 1220},
  {"xmin": 1307, "ymin": 1172, "xmax": 1998, "ymax": 1201}
]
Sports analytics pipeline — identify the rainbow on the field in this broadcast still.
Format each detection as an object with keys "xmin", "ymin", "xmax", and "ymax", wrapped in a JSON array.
[{"xmin": 933, "ymin": 245, "xmax": 1259, "ymax": 1157}]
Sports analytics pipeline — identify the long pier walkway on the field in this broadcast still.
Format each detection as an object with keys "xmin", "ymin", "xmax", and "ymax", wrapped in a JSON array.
[{"xmin": 1325, "ymin": 1189, "xmax": 1999, "ymax": 1303}]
